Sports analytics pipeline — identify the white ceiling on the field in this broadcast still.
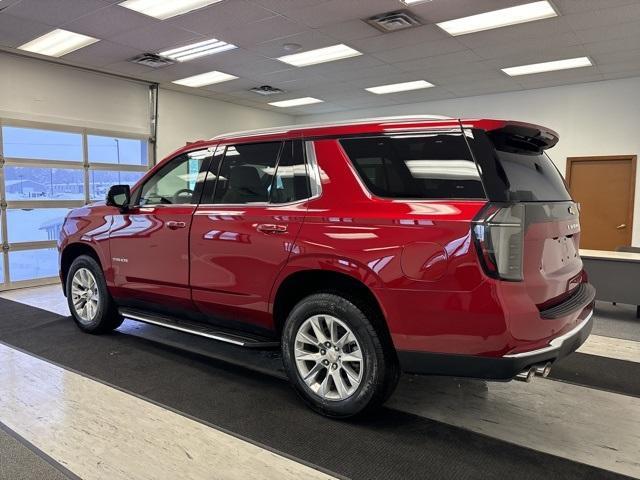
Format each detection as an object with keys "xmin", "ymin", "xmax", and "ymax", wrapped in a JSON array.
[{"xmin": 1, "ymin": 0, "xmax": 640, "ymax": 115}]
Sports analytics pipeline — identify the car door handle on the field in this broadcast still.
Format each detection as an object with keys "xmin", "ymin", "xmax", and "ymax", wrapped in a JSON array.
[
  {"xmin": 257, "ymin": 223, "xmax": 287, "ymax": 234},
  {"xmin": 616, "ymin": 223, "xmax": 627, "ymax": 229},
  {"xmin": 166, "ymin": 221, "xmax": 187, "ymax": 230}
]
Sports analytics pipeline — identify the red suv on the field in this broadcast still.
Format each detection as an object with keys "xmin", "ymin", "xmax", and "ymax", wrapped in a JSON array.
[{"xmin": 58, "ymin": 116, "xmax": 594, "ymax": 417}]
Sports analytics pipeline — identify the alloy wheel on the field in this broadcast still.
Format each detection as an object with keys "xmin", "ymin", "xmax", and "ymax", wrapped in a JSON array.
[
  {"xmin": 294, "ymin": 314, "xmax": 364, "ymax": 401},
  {"xmin": 71, "ymin": 268, "xmax": 100, "ymax": 324}
]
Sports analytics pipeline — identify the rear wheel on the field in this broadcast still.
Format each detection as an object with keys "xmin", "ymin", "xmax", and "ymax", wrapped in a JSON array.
[
  {"xmin": 282, "ymin": 293, "xmax": 399, "ymax": 418},
  {"xmin": 66, "ymin": 255, "xmax": 123, "ymax": 333}
]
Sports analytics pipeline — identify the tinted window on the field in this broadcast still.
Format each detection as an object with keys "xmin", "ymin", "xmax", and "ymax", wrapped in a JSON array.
[
  {"xmin": 213, "ymin": 142, "xmax": 282, "ymax": 204},
  {"xmin": 271, "ymin": 141, "xmax": 310, "ymax": 204},
  {"xmin": 468, "ymin": 129, "xmax": 571, "ymax": 202},
  {"xmin": 340, "ymin": 134, "xmax": 485, "ymax": 199},
  {"xmin": 139, "ymin": 150, "xmax": 207, "ymax": 205}
]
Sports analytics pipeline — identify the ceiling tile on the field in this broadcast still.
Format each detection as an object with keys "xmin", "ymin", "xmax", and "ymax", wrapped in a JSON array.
[
  {"xmin": 318, "ymin": 19, "xmax": 381, "ymax": 42},
  {"xmin": 349, "ymin": 25, "xmax": 449, "ymax": 54},
  {"xmin": 63, "ymin": 5, "xmax": 157, "ymax": 38},
  {"xmin": 575, "ymin": 19, "xmax": 640, "ymax": 44},
  {"xmin": 471, "ymin": 32, "xmax": 582, "ymax": 60},
  {"xmin": 0, "ymin": 13, "xmax": 52, "ymax": 47},
  {"xmin": 248, "ymin": 30, "xmax": 337, "ymax": 58},
  {"xmin": 565, "ymin": 2, "xmax": 640, "ymax": 31},
  {"xmin": 61, "ymin": 40, "xmax": 143, "ymax": 67},
  {"xmin": 372, "ymin": 38, "xmax": 468, "ymax": 64},
  {"xmin": 109, "ymin": 23, "xmax": 203, "ymax": 52},
  {"xmin": 585, "ymin": 35, "xmax": 640, "ymax": 56},
  {"xmin": 514, "ymin": 71, "xmax": 604, "ymax": 90},
  {"xmin": 4, "ymin": 0, "xmax": 110, "ymax": 26},
  {"xmin": 167, "ymin": 0, "xmax": 276, "ymax": 35},
  {"xmin": 483, "ymin": 45, "xmax": 589, "ymax": 70},
  {"xmin": 553, "ymin": 0, "xmax": 640, "ymax": 14},
  {"xmin": 216, "ymin": 15, "xmax": 308, "ymax": 47},
  {"xmin": 282, "ymin": 0, "xmax": 402, "ymax": 28},
  {"xmin": 393, "ymin": 49, "xmax": 484, "ymax": 72}
]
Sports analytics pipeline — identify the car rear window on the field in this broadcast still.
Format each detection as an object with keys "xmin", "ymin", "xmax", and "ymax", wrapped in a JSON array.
[
  {"xmin": 467, "ymin": 128, "xmax": 571, "ymax": 202},
  {"xmin": 339, "ymin": 133, "xmax": 485, "ymax": 200}
]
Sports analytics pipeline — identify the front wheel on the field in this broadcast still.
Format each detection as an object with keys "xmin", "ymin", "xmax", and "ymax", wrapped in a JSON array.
[
  {"xmin": 66, "ymin": 255, "xmax": 123, "ymax": 334},
  {"xmin": 281, "ymin": 293, "xmax": 399, "ymax": 418}
]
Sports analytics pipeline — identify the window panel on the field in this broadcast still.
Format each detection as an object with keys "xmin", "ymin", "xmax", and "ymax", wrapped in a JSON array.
[
  {"xmin": 7, "ymin": 208, "xmax": 71, "ymax": 243},
  {"xmin": 139, "ymin": 150, "xmax": 207, "ymax": 205},
  {"xmin": 340, "ymin": 134, "xmax": 485, "ymax": 200},
  {"xmin": 90, "ymin": 170, "xmax": 144, "ymax": 201},
  {"xmin": 87, "ymin": 135, "xmax": 148, "ymax": 166},
  {"xmin": 4, "ymin": 166, "xmax": 84, "ymax": 201},
  {"xmin": 9, "ymin": 248, "xmax": 58, "ymax": 282},
  {"xmin": 270, "ymin": 140, "xmax": 310, "ymax": 204},
  {"xmin": 2, "ymin": 126, "xmax": 82, "ymax": 161},
  {"xmin": 214, "ymin": 142, "xmax": 282, "ymax": 204}
]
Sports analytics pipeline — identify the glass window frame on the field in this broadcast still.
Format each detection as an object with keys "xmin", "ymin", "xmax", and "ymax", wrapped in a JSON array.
[{"xmin": 0, "ymin": 119, "xmax": 150, "ymax": 290}]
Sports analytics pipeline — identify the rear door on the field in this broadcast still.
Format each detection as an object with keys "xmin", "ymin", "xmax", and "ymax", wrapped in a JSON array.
[
  {"xmin": 468, "ymin": 125, "xmax": 582, "ymax": 307},
  {"xmin": 189, "ymin": 140, "xmax": 311, "ymax": 332},
  {"xmin": 109, "ymin": 149, "xmax": 210, "ymax": 312}
]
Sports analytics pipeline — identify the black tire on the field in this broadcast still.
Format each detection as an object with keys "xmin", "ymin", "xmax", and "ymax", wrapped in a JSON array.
[
  {"xmin": 65, "ymin": 255, "xmax": 123, "ymax": 334},
  {"xmin": 281, "ymin": 292, "xmax": 400, "ymax": 418}
]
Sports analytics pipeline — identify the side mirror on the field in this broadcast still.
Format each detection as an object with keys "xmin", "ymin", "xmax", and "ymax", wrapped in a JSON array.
[{"xmin": 106, "ymin": 184, "xmax": 131, "ymax": 211}]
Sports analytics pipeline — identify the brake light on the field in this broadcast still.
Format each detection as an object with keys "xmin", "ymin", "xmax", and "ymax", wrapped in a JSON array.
[{"xmin": 472, "ymin": 203, "xmax": 525, "ymax": 281}]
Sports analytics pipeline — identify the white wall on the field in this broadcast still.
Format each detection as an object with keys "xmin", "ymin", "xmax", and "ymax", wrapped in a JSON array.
[
  {"xmin": 296, "ymin": 77, "xmax": 640, "ymax": 245},
  {"xmin": 0, "ymin": 53, "xmax": 150, "ymax": 134},
  {"xmin": 156, "ymin": 88, "xmax": 293, "ymax": 159}
]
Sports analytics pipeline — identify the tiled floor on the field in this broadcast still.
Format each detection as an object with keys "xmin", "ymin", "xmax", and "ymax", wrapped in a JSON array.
[{"xmin": 1, "ymin": 285, "xmax": 639, "ymax": 479}]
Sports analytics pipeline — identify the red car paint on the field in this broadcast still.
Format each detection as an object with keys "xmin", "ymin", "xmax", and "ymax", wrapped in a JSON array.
[{"xmin": 58, "ymin": 117, "xmax": 593, "ymax": 377}]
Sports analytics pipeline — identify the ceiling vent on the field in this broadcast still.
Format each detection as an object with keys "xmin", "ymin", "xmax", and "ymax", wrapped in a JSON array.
[
  {"xmin": 250, "ymin": 85, "xmax": 285, "ymax": 96},
  {"xmin": 366, "ymin": 10, "xmax": 422, "ymax": 32},
  {"xmin": 129, "ymin": 53, "xmax": 174, "ymax": 68}
]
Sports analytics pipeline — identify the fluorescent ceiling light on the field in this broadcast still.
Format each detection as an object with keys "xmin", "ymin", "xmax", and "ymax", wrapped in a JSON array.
[
  {"xmin": 502, "ymin": 57, "xmax": 592, "ymax": 76},
  {"xmin": 160, "ymin": 38, "xmax": 236, "ymax": 62},
  {"xmin": 119, "ymin": 0, "xmax": 222, "ymax": 20},
  {"xmin": 437, "ymin": 1, "xmax": 557, "ymax": 36},
  {"xmin": 401, "ymin": 0, "xmax": 433, "ymax": 4},
  {"xmin": 278, "ymin": 44, "xmax": 361, "ymax": 67},
  {"xmin": 172, "ymin": 71, "xmax": 238, "ymax": 88},
  {"xmin": 366, "ymin": 80, "xmax": 434, "ymax": 95},
  {"xmin": 269, "ymin": 97, "xmax": 323, "ymax": 108},
  {"xmin": 18, "ymin": 29, "xmax": 99, "ymax": 57}
]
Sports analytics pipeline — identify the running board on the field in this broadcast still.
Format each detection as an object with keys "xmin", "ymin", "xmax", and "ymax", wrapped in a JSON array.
[{"xmin": 119, "ymin": 308, "xmax": 280, "ymax": 349}]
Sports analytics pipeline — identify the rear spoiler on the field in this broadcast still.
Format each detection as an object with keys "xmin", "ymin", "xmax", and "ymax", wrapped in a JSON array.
[{"xmin": 485, "ymin": 121, "xmax": 559, "ymax": 153}]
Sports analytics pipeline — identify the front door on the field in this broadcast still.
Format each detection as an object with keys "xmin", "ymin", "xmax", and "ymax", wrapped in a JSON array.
[
  {"xmin": 109, "ymin": 149, "xmax": 210, "ymax": 312},
  {"xmin": 566, "ymin": 155, "xmax": 636, "ymax": 251},
  {"xmin": 190, "ymin": 140, "xmax": 311, "ymax": 332}
]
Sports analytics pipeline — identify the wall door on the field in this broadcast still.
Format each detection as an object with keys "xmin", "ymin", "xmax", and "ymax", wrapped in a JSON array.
[
  {"xmin": 190, "ymin": 140, "xmax": 311, "ymax": 332},
  {"xmin": 566, "ymin": 155, "xmax": 637, "ymax": 251},
  {"xmin": 109, "ymin": 149, "xmax": 210, "ymax": 311}
]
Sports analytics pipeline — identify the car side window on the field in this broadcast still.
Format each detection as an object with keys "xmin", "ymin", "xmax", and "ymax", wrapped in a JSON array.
[
  {"xmin": 270, "ymin": 140, "xmax": 311, "ymax": 204},
  {"xmin": 139, "ymin": 150, "xmax": 208, "ymax": 206},
  {"xmin": 213, "ymin": 142, "xmax": 282, "ymax": 204}
]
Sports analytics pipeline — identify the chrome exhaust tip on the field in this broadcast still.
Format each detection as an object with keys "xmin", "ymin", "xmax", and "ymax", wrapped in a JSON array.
[
  {"xmin": 534, "ymin": 362, "xmax": 552, "ymax": 378},
  {"xmin": 514, "ymin": 368, "xmax": 535, "ymax": 382}
]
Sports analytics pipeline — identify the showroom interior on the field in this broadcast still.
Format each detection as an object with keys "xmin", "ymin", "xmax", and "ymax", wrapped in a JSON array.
[{"xmin": 0, "ymin": 0, "xmax": 639, "ymax": 479}]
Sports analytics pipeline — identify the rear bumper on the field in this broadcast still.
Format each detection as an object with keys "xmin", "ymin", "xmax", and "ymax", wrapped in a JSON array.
[{"xmin": 398, "ymin": 305, "xmax": 593, "ymax": 380}]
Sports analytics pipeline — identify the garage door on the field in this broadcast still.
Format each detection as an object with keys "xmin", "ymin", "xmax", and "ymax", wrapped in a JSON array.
[{"xmin": 0, "ymin": 121, "xmax": 150, "ymax": 290}]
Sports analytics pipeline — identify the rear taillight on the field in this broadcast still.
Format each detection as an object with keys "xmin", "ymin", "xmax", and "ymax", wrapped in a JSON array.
[{"xmin": 472, "ymin": 203, "xmax": 525, "ymax": 281}]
